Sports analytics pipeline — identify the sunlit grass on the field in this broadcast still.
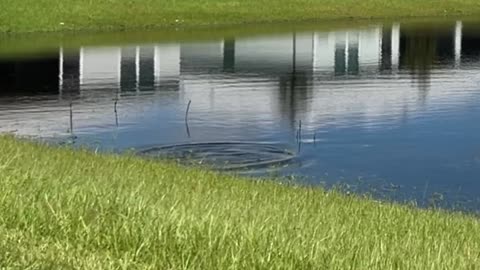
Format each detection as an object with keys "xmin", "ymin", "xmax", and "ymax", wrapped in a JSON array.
[
  {"xmin": 1, "ymin": 0, "xmax": 480, "ymax": 33},
  {"xmin": 0, "ymin": 135, "xmax": 479, "ymax": 269}
]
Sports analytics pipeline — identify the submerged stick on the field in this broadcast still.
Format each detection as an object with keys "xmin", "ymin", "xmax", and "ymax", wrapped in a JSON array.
[
  {"xmin": 296, "ymin": 120, "xmax": 302, "ymax": 153},
  {"xmin": 114, "ymin": 99, "xmax": 119, "ymax": 127},
  {"xmin": 69, "ymin": 102, "xmax": 73, "ymax": 135},
  {"xmin": 296, "ymin": 120, "xmax": 302, "ymax": 141},
  {"xmin": 185, "ymin": 120, "xmax": 191, "ymax": 138},
  {"xmin": 185, "ymin": 100, "xmax": 192, "ymax": 138},
  {"xmin": 422, "ymin": 180, "xmax": 429, "ymax": 202}
]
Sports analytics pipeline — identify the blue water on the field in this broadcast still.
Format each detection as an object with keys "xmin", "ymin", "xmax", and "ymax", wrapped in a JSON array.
[{"xmin": 1, "ymin": 21, "xmax": 480, "ymax": 211}]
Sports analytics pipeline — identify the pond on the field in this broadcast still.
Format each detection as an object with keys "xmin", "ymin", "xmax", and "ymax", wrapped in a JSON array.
[{"xmin": 2, "ymin": 20, "xmax": 480, "ymax": 211}]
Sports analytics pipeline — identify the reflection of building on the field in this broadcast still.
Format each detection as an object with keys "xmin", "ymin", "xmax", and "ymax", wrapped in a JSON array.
[
  {"xmin": 1, "ymin": 21, "xmax": 480, "ymax": 136},
  {"xmin": 63, "ymin": 22, "xmax": 479, "ymax": 91},
  {"xmin": 2, "ymin": 21, "xmax": 476, "ymax": 95}
]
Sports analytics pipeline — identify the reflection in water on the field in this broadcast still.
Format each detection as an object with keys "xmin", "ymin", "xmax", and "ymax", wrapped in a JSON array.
[
  {"xmin": 401, "ymin": 30, "xmax": 437, "ymax": 104},
  {"xmin": 1, "ymin": 21, "xmax": 480, "ymax": 211},
  {"xmin": 0, "ymin": 56, "xmax": 59, "ymax": 96}
]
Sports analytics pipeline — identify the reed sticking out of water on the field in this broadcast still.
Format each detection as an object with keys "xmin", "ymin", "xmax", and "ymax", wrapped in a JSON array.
[
  {"xmin": 185, "ymin": 100, "xmax": 192, "ymax": 138},
  {"xmin": 114, "ymin": 99, "xmax": 119, "ymax": 127},
  {"xmin": 185, "ymin": 100, "xmax": 192, "ymax": 122},
  {"xmin": 313, "ymin": 132, "xmax": 317, "ymax": 145}
]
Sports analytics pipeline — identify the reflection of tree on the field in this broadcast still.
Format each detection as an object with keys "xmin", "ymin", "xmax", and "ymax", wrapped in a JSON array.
[
  {"xmin": 0, "ymin": 55, "xmax": 62, "ymax": 96},
  {"xmin": 461, "ymin": 24, "xmax": 480, "ymax": 60},
  {"xmin": 381, "ymin": 26, "xmax": 392, "ymax": 72},
  {"xmin": 120, "ymin": 47, "xmax": 137, "ymax": 92},
  {"xmin": 223, "ymin": 39, "xmax": 235, "ymax": 73},
  {"xmin": 276, "ymin": 32, "xmax": 313, "ymax": 133},
  {"xmin": 278, "ymin": 71, "xmax": 309, "ymax": 132},
  {"xmin": 401, "ymin": 32, "xmax": 437, "ymax": 105}
]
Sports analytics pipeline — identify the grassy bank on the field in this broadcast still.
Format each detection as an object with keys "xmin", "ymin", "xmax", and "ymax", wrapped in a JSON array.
[
  {"xmin": 0, "ymin": 136, "xmax": 479, "ymax": 269},
  {"xmin": 1, "ymin": 0, "xmax": 480, "ymax": 33}
]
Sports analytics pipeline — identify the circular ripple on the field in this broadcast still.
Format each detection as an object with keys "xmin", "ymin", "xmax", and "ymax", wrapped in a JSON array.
[{"xmin": 138, "ymin": 142, "xmax": 296, "ymax": 170}]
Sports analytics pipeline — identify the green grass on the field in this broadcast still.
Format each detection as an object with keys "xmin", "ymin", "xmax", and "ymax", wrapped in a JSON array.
[
  {"xmin": 1, "ymin": 0, "xmax": 480, "ymax": 33},
  {"xmin": 0, "ymin": 135, "xmax": 479, "ymax": 269}
]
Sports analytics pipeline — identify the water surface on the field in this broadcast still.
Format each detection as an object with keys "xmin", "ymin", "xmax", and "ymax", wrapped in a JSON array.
[{"xmin": 2, "ymin": 21, "xmax": 480, "ymax": 211}]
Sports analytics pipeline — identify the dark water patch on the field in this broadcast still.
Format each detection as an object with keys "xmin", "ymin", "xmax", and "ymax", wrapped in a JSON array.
[{"xmin": 139, "ymin": 142, "xmax": 295, "ymax": 170}]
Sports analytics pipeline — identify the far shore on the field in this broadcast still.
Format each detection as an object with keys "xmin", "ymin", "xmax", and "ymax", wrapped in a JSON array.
[{"xmin": 2, "ymin": 0, "xmax": 480, "ymax": 34}]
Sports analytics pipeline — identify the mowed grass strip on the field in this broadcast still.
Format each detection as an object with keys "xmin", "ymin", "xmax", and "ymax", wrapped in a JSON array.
[
  {"xmin": 1, "ymin": 0, "xmax": 480, "ymax": 33},
  {"xmin": 0, "ymin": 135, "xmax": 479, "ymax": 269}
]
